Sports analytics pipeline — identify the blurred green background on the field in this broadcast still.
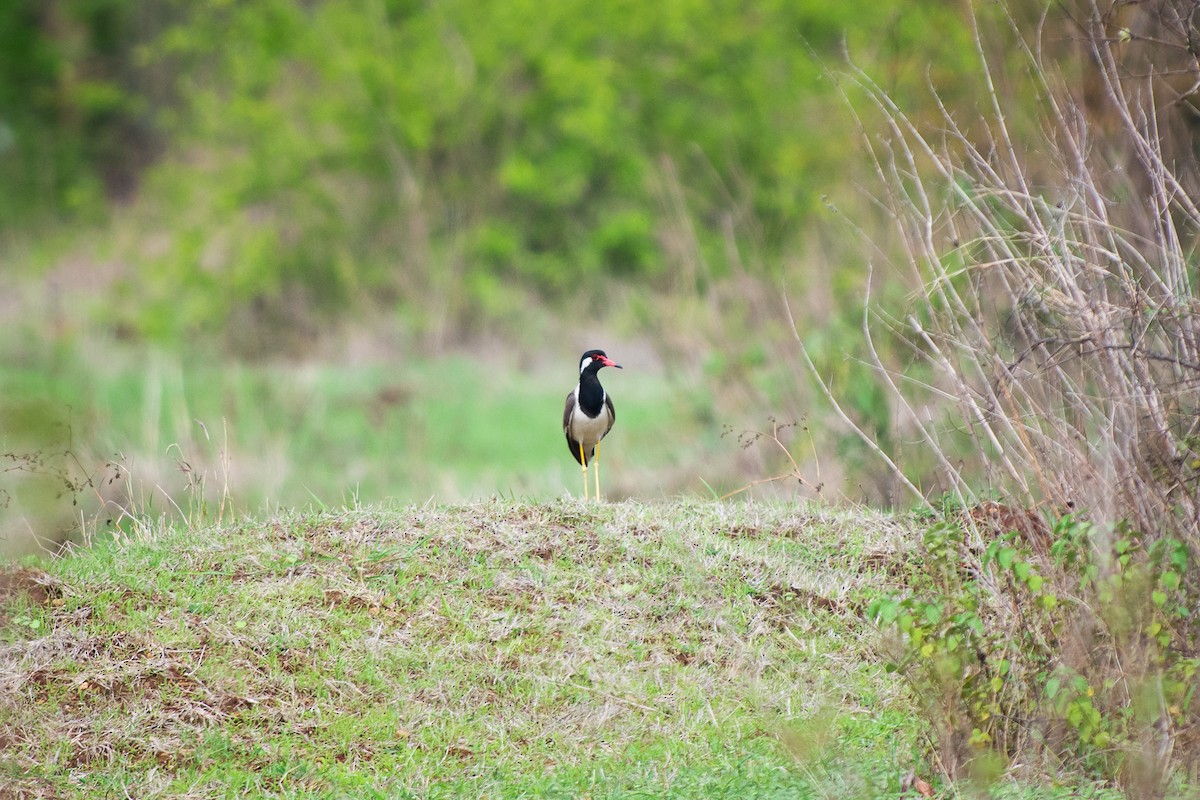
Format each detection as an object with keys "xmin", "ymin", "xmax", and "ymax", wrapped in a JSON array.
[{"xmin": 0, "ymin": 0, "xmax": 1047, "ymax": 541}]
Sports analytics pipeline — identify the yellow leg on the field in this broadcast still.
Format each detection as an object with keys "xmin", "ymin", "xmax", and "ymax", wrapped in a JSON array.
[
  {"xmin": 594, "ymin": 440, "xmax": 601, "ymax": 501},
  {"xmin": 579, "ymin": 442, "xmax": 589, "ymax": 502}
]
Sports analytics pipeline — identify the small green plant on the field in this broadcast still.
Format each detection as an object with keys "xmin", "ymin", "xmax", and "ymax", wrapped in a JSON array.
[{"xmin": 9, "ymin": 612, "xmax": 44, "ymax": 633}]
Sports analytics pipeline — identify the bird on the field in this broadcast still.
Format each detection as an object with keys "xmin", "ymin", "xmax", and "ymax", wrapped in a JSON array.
[{"xmin": 563, "ymin": 349, "xmax": 621, "ymax": 501}]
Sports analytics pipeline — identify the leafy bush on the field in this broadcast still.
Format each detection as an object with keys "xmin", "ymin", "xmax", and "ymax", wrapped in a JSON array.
[
  {"xmin": 871, "ymin": 513, "xmax": 1197, "ymax": 792},
  {"xmin": 100, "ymin": 0, "xmax": 981, "ymax": 346},
  {"xmin": 0, "ymin": 0, "xmax": 171, "ymax": 227}
]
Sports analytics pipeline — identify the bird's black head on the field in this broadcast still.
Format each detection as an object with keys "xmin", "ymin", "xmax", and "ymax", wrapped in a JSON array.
[{"xmin": 579, "ymin": 349, "xmax": 622, "ymax": 374}]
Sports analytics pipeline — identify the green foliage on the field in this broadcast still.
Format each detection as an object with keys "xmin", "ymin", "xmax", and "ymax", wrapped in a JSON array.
[
  {"xmin": 870, "ymin": 513, "xmax": 1198, "ymax": 789},
  {"xmin": 0, "ymin": 0, "xmax": 1016, "ymax": 362},
  {"xmin": 8, "ymin": 0, "xmax": 972, "ymax": 343},
  {"xmin": 0, "ymin": 0, "xmax": 168, "ymax": 228}
]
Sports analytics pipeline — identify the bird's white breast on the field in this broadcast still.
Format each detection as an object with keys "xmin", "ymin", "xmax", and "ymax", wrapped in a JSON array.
[{"xmin": 568, "ymin": 388, "xmax": 611, "ymax": 446}]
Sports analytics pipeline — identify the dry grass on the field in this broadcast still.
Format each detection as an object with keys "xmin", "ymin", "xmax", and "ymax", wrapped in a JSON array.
[
  {"xmin": 831, "ymin": 1, "xmax": 1200, "ymax": 535},
  {"xmin": 803, "ymin": 2, "xmax": 1200, "ymax": 794}
]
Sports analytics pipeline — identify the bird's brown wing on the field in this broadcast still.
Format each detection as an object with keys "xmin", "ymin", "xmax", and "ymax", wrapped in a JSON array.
[
  {"xmin": 564, "ymin": 390, "xmax": 585, "ymax": 465},
  {"xmin": 563, "ymin": 390, "xmax": 576, "ymax": 435}
]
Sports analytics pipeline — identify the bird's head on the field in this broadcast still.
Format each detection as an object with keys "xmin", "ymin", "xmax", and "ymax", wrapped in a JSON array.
[{"xmin": 579, "ymin": 349, "xmax": 622, "ymax": 373}]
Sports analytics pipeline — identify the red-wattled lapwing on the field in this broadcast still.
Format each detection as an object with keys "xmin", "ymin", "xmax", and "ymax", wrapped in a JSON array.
[{"xmin": 563, "ymin": 349, "xmax": 621, "ymax": 501}]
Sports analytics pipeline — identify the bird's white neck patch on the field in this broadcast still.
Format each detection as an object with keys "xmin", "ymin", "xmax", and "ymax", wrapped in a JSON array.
[{"xmin": 579, "ymin": 356, "xmax": 591, "ymax": 374}]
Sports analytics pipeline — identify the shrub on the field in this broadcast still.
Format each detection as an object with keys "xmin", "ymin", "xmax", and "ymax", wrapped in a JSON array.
[
  {"xmin": 106, "ymin": 0, "xmax": 982, "ymax": 347},
  {"xmin": 870, "ymin": 513, "xmax": 1197, "ymax": 793}
]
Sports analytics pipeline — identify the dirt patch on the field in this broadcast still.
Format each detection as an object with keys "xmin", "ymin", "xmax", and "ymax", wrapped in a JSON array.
[
  {"xmin": 322, "ymin": 588, "xmax": 378, "ymax": 612},
  {"xmin": 0, "ymin": 567, "xmax": 60, "ymax": 607},
  {"xmin": 750, "ymin": 583, "xmax": 861, "ymax": 621},
  {"xmin": 0, "ymin": 567, "xmax": 62, "ymax": 628},
  {"xmin": 529, "ymin": 542, "xmax": 557, "ymax": 560}
]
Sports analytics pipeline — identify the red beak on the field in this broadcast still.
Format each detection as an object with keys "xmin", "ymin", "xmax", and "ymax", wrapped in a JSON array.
[{"xmin": 600, "ymin": 356, "xmax": 622, "ymax": 369}]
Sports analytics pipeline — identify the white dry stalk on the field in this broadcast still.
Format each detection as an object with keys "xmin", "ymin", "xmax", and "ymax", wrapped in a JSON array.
[{"xmin": 824, "ymin": 2, "xmax": 1200, "ymax": 540}]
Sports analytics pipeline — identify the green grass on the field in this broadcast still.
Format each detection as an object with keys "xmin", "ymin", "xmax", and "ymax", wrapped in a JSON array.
[
  {"xmin": 1, "ymin": 339, "xmax": 739, "ymax": 520},
  {"xmin": 3, "ymin": 500, "xmax": 1143, "ymax": 798},
  {"xmin": 2, "ymin": 500, "xmax": 928, "ymax": 798}
]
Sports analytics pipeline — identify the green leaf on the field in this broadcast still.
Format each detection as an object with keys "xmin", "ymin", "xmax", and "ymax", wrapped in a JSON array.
[
  {"xmin": 1046, "ymin": 677, "xmax": 1061, "ymax": 699},
  {"xmin": 1169, "ymin": 547, "xmax": 1188, "ymax": 571},
  {"xmin": 1152, "ymin": 590, "xmax": 1167, "ymax": 607},
  {"xmin": 984, "ymin": 540, "xmax": 1002, "ymax": 563},
  {"xmin": 997, "ymin": 547, "xmax": 1016, "ymax": 569}
]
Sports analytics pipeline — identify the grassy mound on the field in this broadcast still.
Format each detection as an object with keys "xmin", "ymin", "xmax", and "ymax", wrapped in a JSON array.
[{"xmin": 2, "ymin": 501, "xmax": 923, "ymax": 798}]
